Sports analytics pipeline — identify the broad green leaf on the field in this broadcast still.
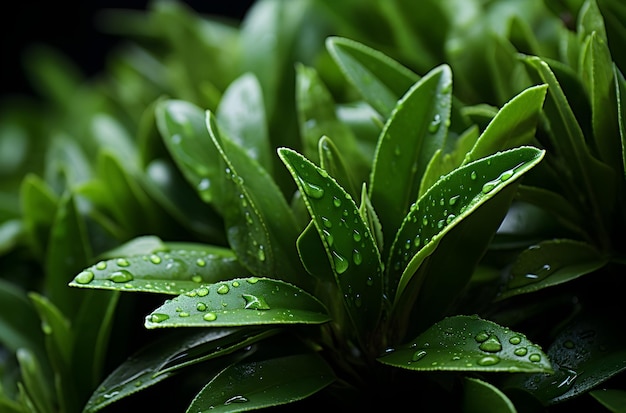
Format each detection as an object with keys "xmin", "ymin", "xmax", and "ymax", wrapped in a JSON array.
[
  {"xmin": 155, "ymin": 99, "xmax": 222, "ymax": 204},
  {"xmin": 295, "ymin": 64, "xmax": 367, "ymax": 188},
  {"xmin": 578, "ymin": 0, "xmax": 608, "ymax": 42},
  {"xmin": 207, "ymin": 113, "xmax": 303, "ymax": 284},
  {"xmin": 464, "ymin": 84, "xmax": 548, "ymax": 164},
  {"xmin": 83, "ymin": 328, "xmax": 275, "ymax": 413},
  {"xmin": 325, "ymin": 36, "xmax": 419, "ymax": 118},
  {"xmin": 496, "ymin": 239, "xmax": 608, "ymax": 300},
  {"xmin": 186, "ymin": 348, "xmax": 335, "ymax": 412},
  {"xmin": 318, "ymin": 136, "xmax": 359, "ymax": 199},
  {"xmin": 216, "ymin": 73, "xmax": 272, "ymax": 174},
  {"xmin": 370, "ymin": 64, "xmax": 452, "ymax": 248},
  {"xmin": 19, "ymin": 174, "xmax": 58, "ymax": 259},
  {"xmin": 378, "ymin": 315, "xmax": 552, "ymax": 373},
  {"xmin": 388, "ymin": 146, "xmax": 545, "ymax": 302},
  {"xmin": 462, "ymin": 377, "xmax": 517, "ymax": 413},
  {"xmin": 503, "ymin": 311, "xmax": 626, "ymax": 405},
  {"xmin": 580, "ymin": 31, "xmax": 620, "ymax": 172},
  {"xmin": 44, "ymin": 192, "xmax": 92, "ymax": 317},
  {"xmin": 44, "ymin": 135, "xmax": 92, "ymax": 194},
  {"xmin": 145, "ymin": 277, "xmax": 330, "ymax": 328},
  {"xmin": 16, "ymin": 349, "xmax": 54, "ymax": 413},
  {"xmin": 278, "ymin": 147, "xmax": 383, "ymax": 338},
  {"xmin": 69, "ymin": 245, "xmax": 249, "ymax": 295},
  {"xmin": 590, "ymin": 389, "xmax": 626, "ymax": 412}
]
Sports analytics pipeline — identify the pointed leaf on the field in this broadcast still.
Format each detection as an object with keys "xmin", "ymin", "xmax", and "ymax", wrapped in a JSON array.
[
  {"xmin": 326, "ymin": 36, "xmax": 419, "ymax": 118},
  {"xmin": 497, "ymin": 239, "xmax": 608, "ymax": 301},
  {"xmin": 378, "ymin": 315, "xmax": 552, "ymax": 373},
  {"xmin": 388, "ymin": 146, "xmax": 545, "ymax": 301},
  {"xmin": 590, "ymin": 389, "xmax": 626, "ymax": 412},
  {"xmin": 0, "ymin": 280, "xmax": 45, "ymax": 358},
  {"xmin": 359, "ymin": 184, "xmax": 384, "ymax": 254},
  {"xmin": 616, "ymin": 65, "xmax": 626, "ymax": 179},
  {"xmin": 145, "ymin": 277, "xmax": 330, "ymax": 328},
  {"xmin": 278, "ymin": 147, "xmax": 383, "ymax": 338},
  {"xmin": 19, "ymin": 174, "xmax": 58, "ymax": 259},
  {"xmin": 462, "ymin": 377, "xmax": 517, "ymax": 413},
  {"xmin": 296, "ymin": 221, "xmax": 333, "ymax": 282},
  {"xmin": 318, "ymin": 136, "xmax": 359, "ymax": 199},
  {"xmin": 16, "ymin": 349, "xmax": 54, "ymax": 413},
  {"xmin": 370, "ymin": 64, "xmax": 452, "ymax": 247},
  {"xmin": 69, "ymin": 244, "xmax": 249, "ymax": 295}
]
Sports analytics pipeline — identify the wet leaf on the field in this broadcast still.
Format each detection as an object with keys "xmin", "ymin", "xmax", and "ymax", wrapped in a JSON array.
[
  {"xmin": 318, "ymin": 136, "xmax": 359, "ymax": 199},
  {"xmin": 378, "ymin": 315, "xmax": 552, "ymax": 373},
  {"xmin": 497, "ymin": 239, "xmax": 608, "ymax": 300},
  {"xmin": 69, "ymin": 243, "xmax": 249, "ymax": 295},
  {"xmin": 145, "ymin": 277, "xmax": 330, "ymax": 328},
  {"xmin": 278, "ymin": 147, "xmax": 383, "ymax": 338}
]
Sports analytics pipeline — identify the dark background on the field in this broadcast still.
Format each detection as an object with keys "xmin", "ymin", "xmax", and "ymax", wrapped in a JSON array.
[{"xmin": 0, "ymin": 0, "xmax": 255, "ymax": 98}]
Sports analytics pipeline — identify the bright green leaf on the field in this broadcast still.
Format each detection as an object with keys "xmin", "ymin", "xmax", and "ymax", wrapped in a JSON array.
[{"xmin": 318, "ymin": 136, "xmax": 360, "ymax": 199}]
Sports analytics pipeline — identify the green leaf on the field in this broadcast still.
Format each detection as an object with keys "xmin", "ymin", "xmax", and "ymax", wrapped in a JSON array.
[
  {"xmin": 0, "ymin": 280, "xmax": 45, "ymax": 359},
  {"xmin": 278, "ymin": 147, "xmax": 383, "ymax": 338},
  {"xmin": 464, "ymin": 84, "xmax": 548, "ymax": 164},
  {"xmin": 296, "ymin": 221, "xmax": 333, "ymax": 282},
  {"xmin": 186, "ymin": 348, "xmax": 335, "ymax": 412},
  {"xmin": 69, "ymin": 244, "xmax": 249, "ymax": 295},
  {"xmin": 145, "ymin": 277, "xmax": 330, "ymax": 328},
  {"xmin": 370, "ymin": 64, "xmax": 452, "ymax": 249},
  {"xmin": 616, "ymin": 65, "xmax": 626, "ymax": 180},
  {"xmin": 590, "ymin": 389, "xmax": 626, "ymax": 412},
  {"xmin": 378, "ymin": 315, "xmax": 553, "ymax": 373},
  {"xmin": 496, "ymin": 239, "xmax": 608, "ymax": 301},
  {"xmin": 16, "ymin": 349, "xmax": 54, "ymax": 413},
  {"xmin": 387, "ymin": 146, "xmax": 545, "ymax": 302},
  {"xmin": 503, "ymin": 311, "xmax": 626, "ymax": 405},
  {"xmin": 216, "ymin": 73, "xmax": 272, "ymax": 175},
  {"xmin": 358, "ymin": 183, "xmax": 384, "ymax": 254},
  {"xmin": 462, "ymin": 377, "xmax": 517, "ymax": 413},
  {"xmin": 206, "ymin": 112, "xmax": 303, "ymax": 284},
  {"xmin": 155, "ymin": 99, "xmax": 222, "ymax": 204},
  {"xmin": 19, "ymin": 174, "xmax": 58, "ymax": 259},
  {"xmin": 318, "ymin": 136, "xmax": 359, "ymax": 199},
  {"xmin": 325, "ymin": 36, "xmax": 419, "ymax": 118},
  {"xmin": 83, "ymin": 328, "xmax": 275, "ymax": 413}
]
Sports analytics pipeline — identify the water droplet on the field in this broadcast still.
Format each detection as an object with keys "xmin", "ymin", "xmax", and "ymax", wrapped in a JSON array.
[
  {"xmin": 514, "ymin": 347, "xmax": 527, "ymax": 356},
  {"xmin": 203, "ymin": 312, "xmax": 217, "ymax": 321},
  {"xmin": 529, "ymin": 353, "xmax": 541, "ymax": 362},
  {"xmin": 429, "ymin": 114, "xmax": 442, "ymax": 133},
  {"xmin": 404, "ymin": 239, "xmax": 411, "ymax": 250},
  {"xmin": 446, "ymin": 214, "xmax": 455, "ymax": 224},
  {"xmin": 95, "ymin": 261, "xmax": 107, "ymax": 270},
  {"xmin": 149, "ymin": 254, "xmax": 162, "ymax": 264},
  {"xmin": 196, "ymin": 258, "xmax": 206, "ymax": 267},
  {"xmin": 224, "ymin": 395, "xmax": 248, "ymax": 405},
  {"xmin": 353, "ymin": 230, "xmax": 362, "ymax": 242},
  {"xmin": 197, "ymin": 287, "xmax": 209, "ymax": 297},
  {"xmin": 449, "ymin": 195, "xmax": 460, "ymax": 206},
  {"xmin": 75, "ymin": 271, "xmax": 94, "ymax": 284},
  {"xmin": 108, "ymin": 270, "xmax": 133, "ymax": 283},
  {"xmin": 323, "ymin": 230, "xmax": 334, "ymax": 247},
  {"xmin": 422, "ymin": 217, "xmax": 429, "ymax": 226},
  {"xmin": 242, "ymin": 294, "xmax": 270, "ymax": 310},
  {"xmin": 412, "ymin": 350, "xmax": 427, "ymax": 362},
  {"xmin": 196, "ymin": 303, "xmax": 207, "ymax": 311},
  {"xmin": 197, "ymin": 178, "xmax": 210, "ymax": 192},
  {"xmin": 475, "ymin": 331, "xmax": 489, "ymax": 342},
  {"xmin": 217, "ymin": 284, "xmax": 229, "ymax": 294},
  {"xmin": 499, "ymin": 169, "xmax": 515, "ymax": 182},
  {"xmin": 116, "ymin": 258, "xmax": 130, "ymax": 267},
  {"xmin": 232, "ymin": 281, "xmax": 240, "ymax": 287},
  {"xmin": 482, "ymin": 179, "xmax": 499, "ymax": 194},
  {"xmin": 191, "ymin": 275, "xmax": 202, "ymax": 283},
  {"xmin": 321, "ymin": 216, "xmax": 332, "ymax": 228},
  {"xmin": 437, "ymin": 219, "xmax": 445, "ymax": 229},
  {"xmin": 257, "ymin": 245, "xmax": 266, "ymax": 262},
  {"xmin": 413, "ymin": 235, "xmax": 421, "ymax": 247},
  {"xmin": 353, "ymin": 249, "xmax": 362, "ymax": 265},
  {"xmin": 247, "ymin": 277, "xmax": 259, "ymax": 284},
  {"xmin": 299, "ymin": 179, "xmax": 324, "ymax": 199},
  {"xmin": 332, "ymin": 251, "xmax": 349, "ymax": 274},
  {"xmin": 333, "ymin": 196, "xmax": 341, "ymax": 207},
  {"xmin": 178, "ymin": 311, "xmax": 190, "ymax": 317},
  {"xmin": 479, "ymin": 335, "xmax": 502, "ymax": 353},
  {"xmin": 150, "ymin": 313, "xmax": 169, "ymax": 323},
  {"xmin": 509, "ymin": 336, "xmax": 522, "ymax": 345},
  {"xmin": 477, "ymin": 355, "xmax": 500, "ymax": 366}
]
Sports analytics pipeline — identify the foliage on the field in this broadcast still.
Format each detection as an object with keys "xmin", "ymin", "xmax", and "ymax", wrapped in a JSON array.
[{"xmin": 1, "ymin": 0, "xmax": 625, "ymax": 411}]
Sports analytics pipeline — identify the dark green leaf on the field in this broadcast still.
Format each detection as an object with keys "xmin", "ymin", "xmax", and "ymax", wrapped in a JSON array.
[
  {"xmin": 370, "ymin": 64, "xmax": 452, "ymax": 248},
  {"xmin": 0, "ymin": 281, "xmax": 45, "ymax": 359},
  {"xmin": 387, "ymin": 146, "xmax": 545, "ymax": 302},
  {"xmin": 358, "ymin": 183, "xmax": 384, "ymax": 254},
  {"xmin": 278, "ymin": 147, "xmax": 383, "ymax": 338},
  {"xmin": 318, "ymin": 136, "xmax": 360, "ymax": 199},
  {"xmin": 325, "ymin": 36, "xmax": 419, "ymax": 118},
  {"xmin": 16, "ymin": 349, "xmax": 54, "ymax": 413},
  {"xmin": 296, "ymin": 221, "xmax": 333, "ymax": 282},
  {"xmin": 378, "ymin": 315, "xmax": 552, "ymax": 373},
  {"xmin": 145, "ymin": 277, "xmax": 330, "ymax": 328},
  {"xmin": 462, "ymin": 377, "xmax": 517, "ymax": 413},
  {"xmin": 69, "ymin": 244, "xmax": 249, "ymax": 295},
  {"xmin": 616, "ymin": 65, "xmax": 626, "ymax": 179},
  {"xmin": 590, "ymin": 389, "xmax": 626, "ymax": 412},
  {"xmin": 497, "ymin": 239, "xmax": 608, "ymax": 300},
  {"xmin": 19, "ymin": 174, "xmax": 58, "ymax": 259}
]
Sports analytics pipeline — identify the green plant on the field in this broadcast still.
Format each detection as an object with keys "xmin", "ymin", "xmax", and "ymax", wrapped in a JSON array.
[{"xmin": 1, "ymin": 0, "xmax": 625, "ymax": 412}]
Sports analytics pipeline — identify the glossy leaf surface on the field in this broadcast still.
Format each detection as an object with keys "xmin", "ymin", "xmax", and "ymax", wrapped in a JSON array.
[
  {"xmin": 379, "ymin": 315, "xmax": 552, "ymax": 373},
  {"xmin": 278, "ymin": 147, "xmax": 383, "ymax": 337},
  {"xmin": 145, "ymin": 277, "xmax": 330, "ymax": 328},
  {"xmin": 462, "ymin": 377, "xmax": 516, "ymax": 413}
]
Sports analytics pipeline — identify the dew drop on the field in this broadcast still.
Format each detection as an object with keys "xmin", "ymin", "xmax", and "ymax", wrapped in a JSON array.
[
  {"xmin": 197, "ymin": 287, "xmax": 209, "ymax": 297},
  {"xmin": 191, "ymin": 275, "xmax": 202, "ymax": 283},
  {"xmin": 514, "ymin": 347, "xmax": 527, "ymax": 356},
  {"xmin": 477, "ymin": 355, "xmax": 500, "ymax": 366},
  {"xmin": 197, "ymin": 178, "xmax": 210, "ymax": 192},
  {"xmin": 95, "ymin": 261, "xmax": 107, "ymax": 270},
  {"xmin": 178, "ymin": 311, "xmax": 190, "ymax": 317},
  {"xmin": 353, "ymin": 229, "xmax": 362, "ymax": 242},
  {"xmin": 353, "ymin": 249, "xmax": 362, "ymax": 265},
  {"xmin": 196, "ymin": 303, "xmax": 207, "ymax": 311},
  {"xmin": 412, "ymin": 350, "xmax": 427, "ymax": 362},
  {"xmin": 529, "ymin": 353, "xmax": 542, "ymax": 362},
  {"xmin": 475, "ymin": 331, "xmax": 489, "ymax": 343},
  {"xmin": 482, "ymin": 180, "xmax": 498, "ymax": 194},
  {"xmin": 429, "ymin": 114, "xmax": 442, "ymax": 133},
  {"xmin": 422, "ymin": 217, "xmax": 429, "ymax": 226},
  {"xmin": 509, "ymin": 336, "xmax": 522, "ymax": 345},
  {"xmin": 196, "ymin": 258, "xmax": 206, "ymax": 267},
  {"xmin": 446, "ymin": 214, "xmax": 455, "ymax": 224},
  {"xmin": 437, "ymin": 219, "xmax": 445, "ymax": 229},
  {"xmin": 75, "ymin": 271, "xmax": 94, "ymax": 284},
  {"xmin": 203, "ymin": 312, "xmax": 217, "ymax": 321},
  {"xmin": 116, "ymin": 258, "xmax": 130, "ymax": 267},
  {"xmin": 150, "ymin": 313, "xmax": 169, "ymax": 323},
  {"xmin": 499, "ymin": 169, "xmax": 515, "ymax": 182},
  {"xmin": 108, "ymin": 270, "xmax": 133, "ymax": 283},
  {"xmin": 217, "ymin": 284, "xmax": 229, "ymax": 294},
  {"xmin": 449, "ymin": 195, "xmax": 460, "ymax": 206},
  {"xmin": 300, "ymin": 179, "xmax": 325, "ymax": 199},
  {"xmin": 323, "ymin": 230, "xmax": 334, "ymax": 247},
  {"xmin": 413, "ymin": 235, "xmax": 421, "ymax": 247},
  {"xmin": 247, "ymin": 277, "xmax": 259, "ymax": 284},
  {"xmin": 470, "ymin": 171, "xmax": 477, "ymax": 180},
  {"xmin": 242, "ymin": 294, "xmax": 271, "ymax": 310},
  {"xmin": 479, "ymin": 335, "xmax": 502, "ymax": 353},
  {"xmin": 232, "ymin": 281, "xmax": 240, "ymax": 287},
  {"xmin": 332, "ymin": 251, "xmax": 349, "ymax": 274},
  {"xmin": 257, "ymin": 246, "xmax": 266, "ymax": 262},
  {"xmin": 333, "ymin": 196, "xmax": 341, "ymax": 208},
  {"xmin": 224, "ymin": 395, "xmax": 248, "ymax": 405},
  {"xmin": 321, "ymin": 216, "xmax": 332, "ymax": 228},
  {"xmin": 149, "ymin": 254, "xmax": 162, "ymax": 264}
]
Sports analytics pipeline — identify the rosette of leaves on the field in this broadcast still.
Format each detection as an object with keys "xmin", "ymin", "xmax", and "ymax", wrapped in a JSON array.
[{"xmin": 63, "ymin": 30, "xmax": 558, "ymax": 410}]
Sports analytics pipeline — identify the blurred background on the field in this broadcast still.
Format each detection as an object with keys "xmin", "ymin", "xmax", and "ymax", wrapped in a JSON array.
[{"xmin": 0, "ymin": 0, "xmax": 254, "ymax": 98}]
